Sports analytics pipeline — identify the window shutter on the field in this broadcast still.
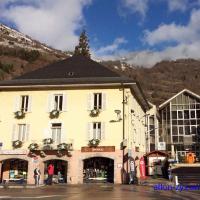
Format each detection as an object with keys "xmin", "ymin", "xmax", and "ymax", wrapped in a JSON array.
[
  {"xmin": 14, "ymin": 96, "xmax": 20, "ymax": 112},
  {"xmin": 28, "ymin": 96, "xmax": 32, "ymax": 112},
  {"xmin": 25, "ymin": 124, "xmax": 30, "ymax": 141},
  {"xmin": 44, "ymin": 127, "xmax": 51, "ymax": 139},
  {"xmin": 12, "ymin": 124, "xmax": 17, "ymax": 141},
  {"xmin": 61, "ymin": 124, "xmax": 67, "ymax": 143},
  {"xmin": 102, "ymin": 93, "xmax": 106, "ymax": 110},
  {"xmin": 47, "ymin": 94, "xmax": 53, "ymax": 112},
  {"xmin": 62, "ymin": 94, "xmax": 67, "ymax": 111},
  {"xmin": 87, "ymin": 122, "xmax": 93, "ymax": 140},
  {"xmin": 101, "ymin": 122, "xmax": 105, "ymax": 140},
  {"xmin": 87, "ymin": 94, "xmax": 93, "ymax": 110}
]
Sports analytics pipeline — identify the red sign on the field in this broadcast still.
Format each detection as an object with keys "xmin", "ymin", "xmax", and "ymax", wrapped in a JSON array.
[
  {"xmin": 139, "ymin": 157, "xmax": 146, "ymax": 179},
  {"xmin": 81, "ymin": 146, "xmax": 115, "ymax": 152}
]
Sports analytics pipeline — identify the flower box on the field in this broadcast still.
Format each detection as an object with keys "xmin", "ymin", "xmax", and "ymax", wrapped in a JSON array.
[
  {"xmin": 49, "ymin": 109, "xmax": 60, "ymax": 119},
  {"xmin": 90, "ymin": 109, "xmax": 100, "ymax": 117},
  {"xmin": 14, "ymin": 111, "xmax": 25, "ymax": 119}
]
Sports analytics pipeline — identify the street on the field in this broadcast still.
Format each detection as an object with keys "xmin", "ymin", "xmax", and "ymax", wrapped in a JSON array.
[{"xmin": 0, "ymin": 184, "xmax": 200, "ymax": 200}]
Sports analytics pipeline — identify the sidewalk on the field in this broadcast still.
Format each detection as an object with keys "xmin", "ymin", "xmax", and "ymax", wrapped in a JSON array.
[{"xmin": 139, "ymin": 176, "xmax": 172, "ymax": 186}]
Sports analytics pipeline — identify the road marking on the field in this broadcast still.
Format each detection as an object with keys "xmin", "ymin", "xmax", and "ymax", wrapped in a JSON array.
[{"xmin": 0, "ymin": 195, "xmax": 66, "ymax": 199}]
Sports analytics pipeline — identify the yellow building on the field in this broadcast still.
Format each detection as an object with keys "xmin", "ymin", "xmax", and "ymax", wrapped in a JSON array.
[{"xmin": 0, "ymin": 55, "xmax": 150, "ymax": 184}]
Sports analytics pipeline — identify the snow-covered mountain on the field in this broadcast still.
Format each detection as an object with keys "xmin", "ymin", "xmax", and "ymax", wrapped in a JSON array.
[{"xmin": 0, "ymin": 24, "xmax": 68, "ymax": 56}]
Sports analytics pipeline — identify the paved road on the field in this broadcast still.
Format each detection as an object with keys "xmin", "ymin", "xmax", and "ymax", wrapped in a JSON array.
[{"xmin": 0, "ymin": 184, "xmax": 200, "ymax": 200}]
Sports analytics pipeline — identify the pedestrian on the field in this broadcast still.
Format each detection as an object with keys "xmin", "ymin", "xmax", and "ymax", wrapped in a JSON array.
[
  {"xmin": 34, "ymin": 167, "xmax": 41, "ymax": 186},
  {"xmin": 47, "ymin": 163, "xmax": 54, "ymax": 185},
  {"xmin": 135, "ymin": 156, "xmax": 141, "ymax": 185}
]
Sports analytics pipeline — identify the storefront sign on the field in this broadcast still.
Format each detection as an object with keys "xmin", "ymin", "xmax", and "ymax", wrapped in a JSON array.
[
  {"xmin": 0, "ymin": 150, "xmax": 28, "ymax": 155},
  {"xmin": 81, "ymin": 146, "xmax": 115, "ymax": 152}
]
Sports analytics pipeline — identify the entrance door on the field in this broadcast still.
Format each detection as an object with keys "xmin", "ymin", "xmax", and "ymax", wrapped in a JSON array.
[
  {"xmin": 44, "ymin": 160, "xmax": 67, "ymax": 184},
  {"xmin": 83, "ymin": 157, "xmax": 114, "ymax": 183}
]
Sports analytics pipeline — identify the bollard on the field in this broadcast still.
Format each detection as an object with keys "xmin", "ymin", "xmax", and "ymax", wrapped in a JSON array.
[{"xmin": 174, "ymin": 175, "xmax": 179, "ymax": 186}]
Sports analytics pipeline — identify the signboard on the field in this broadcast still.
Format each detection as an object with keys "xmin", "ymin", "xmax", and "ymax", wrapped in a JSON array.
[
  {"xmin": 81, "ymin": 146, "xmax": 115, "ymax": 152},
  {"xmin": 139, "ymin": 157, "xmax": 146, "ymax": 179},
  {"xmin": 158, "ymin": 142, "xmax": 166, "ymax": 151}
]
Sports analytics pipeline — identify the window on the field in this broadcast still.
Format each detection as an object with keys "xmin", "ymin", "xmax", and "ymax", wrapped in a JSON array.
[
  {"xmin": 93, "ymin": 122, "xmax": 101, "ymax": 140},
  {"xmin": 190, "ymin": 110, "xmax": 196, "ymax": 119},
  {"xmin": 18, "ymin": 124, "xmax": 26, "ymax": 141},
  {"xmin": 94, "ymin": 93, "xmax": 102, "ymax": 110},
  {"xmin": 51, "ymin": 123, "xmax": 61, "ymax": 144},
  {"xmin": 12, "ymin": 124, "xmax": 29, "ymax": 142},
  {"xmin": 178, "ymin": 111, "xmax": 183, "ymax": 119},
  {"xmin": 53, "ymin": 95, "xmax": 63, "ymax": 111},
  {"xmin": 20, "ymin": 96, "xmax": 29, "ymax": 112}
]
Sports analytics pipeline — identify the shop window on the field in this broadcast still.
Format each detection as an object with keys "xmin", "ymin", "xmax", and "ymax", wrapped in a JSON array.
[{"xmin": 51, "ymin": 123, "xmax": 61, "ymax": 144}]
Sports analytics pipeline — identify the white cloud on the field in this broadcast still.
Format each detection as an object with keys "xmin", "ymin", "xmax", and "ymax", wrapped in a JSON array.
[
  {"xmin": 121, "ymin": 0, "xmax": 149, "ymax": 18},
  {"xmin": 94, "ymin": 37, "xmax": 127, "ymax": 55},
  {"xmin": 144, "ymin": 9, "xmax": 200, "ymax": 45},
  {"xmin": 167, "ymin": 0, "xmax": 188, "ymax": 12},
  {"xmin": 123, "ymin": 9, "xmax": 200, "ymax": 67},
  {"xmin": 0, "ymin": 0, "xmax": 92, "ymax": 50}
]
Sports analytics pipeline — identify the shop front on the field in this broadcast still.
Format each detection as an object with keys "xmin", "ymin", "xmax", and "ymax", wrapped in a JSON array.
[
  {"xmin": 44, "ymin": 159, "xmax": 68, "ymax": 184},
  {"xmin": 83, "ymin": 157, "xmax": 114, "ymax": 183},
  {"xmin": 0, "ymin": 158, "xmax": 28, "ymax": 183}
]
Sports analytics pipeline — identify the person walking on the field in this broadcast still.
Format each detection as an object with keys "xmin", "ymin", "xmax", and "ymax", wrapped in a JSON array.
[
  {"xmin": 47, "ymin": 163, "xmax": 54, "ymax": 185},
  {"xmin": 135, "ymin": 156, "xmax": 141, "ymax": 185},
  {"xmin": 34, "ymin": 167, "xmax": 41, "ymax": 186}
]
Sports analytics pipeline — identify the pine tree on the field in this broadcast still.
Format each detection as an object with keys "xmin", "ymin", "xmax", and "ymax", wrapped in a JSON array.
[{"xmin": 74, "ymin": 30, "xmax": 90, "ymax": 58}]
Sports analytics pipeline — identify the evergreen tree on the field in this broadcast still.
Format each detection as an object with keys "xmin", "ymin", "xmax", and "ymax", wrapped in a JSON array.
[{"xmin": 74, "ymin": 30, "xmax": 90, "ymax": 58}]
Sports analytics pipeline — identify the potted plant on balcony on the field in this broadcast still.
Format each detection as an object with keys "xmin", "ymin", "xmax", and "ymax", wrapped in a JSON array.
[
  {"xmin": 12, "ymin": 140, "xmax": 23, "ymax": 148},
  {"xmin": 14, "ymin": 110, "xmax": 25, "ymax": 119},
  {"xmin": 89, "ymin": 109, "xmax": 100, "ymax": 117},
  {"xmin": 57, "ymin": 143, "xmax": 73, "ymax": 151},
  {"xmin": 88, "ymin": 139, "xmax": 100, "ymax": 147},
  {"xmin": 49, "ymin": 109, "xmax": 60, "ymax": 119},
  {"xmin": 28, "ymin": 143, "xmax": 39, "ymax": 151},
  {"xmin": 43, "ymin": 138, "xmax": 53, "ymax": 150}
]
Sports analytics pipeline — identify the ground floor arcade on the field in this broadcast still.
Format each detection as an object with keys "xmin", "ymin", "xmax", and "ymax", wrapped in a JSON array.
[{"xmin": 0, "ymin": 149, "xmax": 145, "ymax": 184}]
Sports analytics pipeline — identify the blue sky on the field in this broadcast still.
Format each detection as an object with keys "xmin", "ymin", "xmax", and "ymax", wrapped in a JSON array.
[{"xmin": 0, "ymin": 0, "xmax": 200, "ymax": 66}]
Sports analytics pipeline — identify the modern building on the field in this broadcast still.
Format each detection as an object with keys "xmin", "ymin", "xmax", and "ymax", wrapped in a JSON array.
[
  {"xmin": 0, "ymin": 55, "xmax": 150, "ymax": 184},
  {"xmin": 159, "ymin": 89, "xmax": 200, "ymax": 161}
]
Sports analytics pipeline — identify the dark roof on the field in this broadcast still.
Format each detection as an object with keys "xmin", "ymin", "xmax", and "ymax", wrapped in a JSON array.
[
  {"xmin": 15, "ymin": 55, "xmax": 121, "ymax": 79},
  {"xmin": 0, "ymin": 55, "xmax": 150, "ymax": 111}
]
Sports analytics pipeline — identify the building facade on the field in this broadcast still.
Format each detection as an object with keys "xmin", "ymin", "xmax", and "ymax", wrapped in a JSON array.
[
  {"xmin": 159, "ymin": 89, "xmax": 200, "ymax": 161},
  {"xmin": 0, "ymin": 55, "xmax": 150, "ymax": 184}
]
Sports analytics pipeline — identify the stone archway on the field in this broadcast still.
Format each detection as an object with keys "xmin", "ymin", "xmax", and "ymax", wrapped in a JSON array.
[
  {"xmin": 0, "ymin": 158, "xmax": 28, "ymax": 183},
  {"xmin": 43, "ymin": 159, "xmax": 68, "ymax": 184},
  {"xmin": 83, "ymin": 156, "xmax": 114, "ymax": 183}
]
